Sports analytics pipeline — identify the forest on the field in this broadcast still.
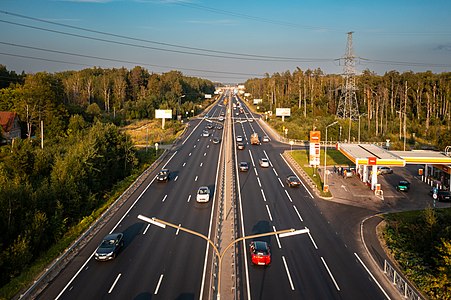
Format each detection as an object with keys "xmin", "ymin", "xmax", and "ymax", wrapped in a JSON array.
[
  {"xmin": 0, "ymin": 64, "xmax": 215, "ymax": 293},
  {"xmin": 244, "ymin": 68, "xmax": 451, "ymax": 151}
]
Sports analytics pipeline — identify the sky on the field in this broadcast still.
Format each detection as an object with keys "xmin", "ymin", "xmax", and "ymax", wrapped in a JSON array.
[{"xmin": 1, "ymin": 0, "xmax": 450, "ymax": 84}]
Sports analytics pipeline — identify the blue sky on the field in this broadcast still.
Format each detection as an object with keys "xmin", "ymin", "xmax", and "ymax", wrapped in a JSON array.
[{"xmin": 1, "ymin": 0, "xmax": 450, "ymax": 83}]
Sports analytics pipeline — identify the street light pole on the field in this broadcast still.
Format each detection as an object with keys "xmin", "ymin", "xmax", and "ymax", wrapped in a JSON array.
[
  {"xmin": 137, "ymin": 215, "xmax": 309, "ymax": 300},
  {"xmin": 324, "ymin": 121, "xmax": 338, "ymax": 192}
]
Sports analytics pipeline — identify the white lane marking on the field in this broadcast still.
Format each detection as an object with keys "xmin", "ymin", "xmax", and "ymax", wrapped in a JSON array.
[
  {"xmin": 194, "ymin": 145, "xmax": 196, "ymax": 148},
  {"xmin": 162, "ymin": 195, "xmax": 167, "ymax": 202},
  {"xmin": 174, "ymin": 175, "xmax": 178, "ymax": 181},
  {"xmin": 285, "ymin": 190, "xmax": 293, "ymax": 203},
  {"xmin": 293, "ymin": 205, "xmax": 303, "ymax": 222},
  {"xmin": 189, "ymin": 152, "xmax": 192, "ymax": 156},
  {"xmin": 257, "ymin": 177, "xmax": 262, "ymax": 187},
  {"xmin": 183, "ymin": 162, "xmax": 186, "ymax": 167},
  {"xmin": 279, "ymin": 153, "xmax": 314, "ymax": 199},
  {"xmin": 204, "ymin": 152, "xmax": 207, "ymax": 156},
  {"xmin": 176, "ymin": 224, "xmax": 181, "ymax": 235},
  {"xmin": 282, "ymin": 256, "xmax": 295, "ymax": 290},
  {"xmin": 321, "ymin": 257, "xmax": 340, "ymax": 291},
  {"xmin": 273, "ymin": 168, "xmax": 278, "ymax": 177},
  {"xmin": 248, "ymin": 149, "xmax": 255, "ymax": 167},
  {"xmin": 200, "ymin": 163, "xmax": 203, "ymax": 167},
  {"xmin": 263, "ymin": 150, "xmax": 272, "ymax": 167},
  {"xmin": 265, "ymin": 204, "xmax": 273, "ymax": 221},
  {"xmin": 197, "ymin": 139, "xmax": 200, "ymax": 142},
  {"xmin": 260, "ymin": 189, "xmax": 267, "ymax": 202},
  {"xmin": 143, "ymin": 224, "xmax": 150, "ymax": 235},
  {"xmin": 273, "ymin": 226, "xmax": 282, "ymax": 249},
  {"xmin": 187, "ymin": 195, "xmax": 191, "ymax": 202},
  {"xmin": 154, "ymin": 274, "xmax": 164, "ymax": 294},
  {"xmin": 195, "ymin": 176, "xmax": 198, "ymax": 181},
  {"xmin": 278, "ymin": 177, "xmax": 284, "ymax": 187},
  {"xmin": 354, "ymin": 253, "xmax": 391, "ymax": 300},
  {"xmin": 108, "ymin": 273, "xmax": 122, "ymax": 294},
  {"xmin": 308, "ymin": 230, "xmax": 318, "ymax": 249},
  {"xmin": 254, "ymin": 168, "xmax": 258, "ymax": 176},
  {"xmin": 207, "ymin": 144, "xmax": 210, "ymax": 148}
]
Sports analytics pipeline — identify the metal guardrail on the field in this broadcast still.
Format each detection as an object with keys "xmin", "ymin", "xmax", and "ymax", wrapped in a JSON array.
[{"xmin": 384, "ymin": 260, "xmax": 424, "ymax": 300}]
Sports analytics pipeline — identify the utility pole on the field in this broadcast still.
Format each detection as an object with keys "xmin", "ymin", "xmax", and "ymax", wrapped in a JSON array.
[{"xmin": 337, "ymin": 32, "xmax": 359, "ymax": 122}]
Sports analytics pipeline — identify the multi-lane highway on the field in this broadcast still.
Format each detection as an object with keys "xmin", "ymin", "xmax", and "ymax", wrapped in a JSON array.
[{"xmin": 37, "ymin": 90, "xmax": 392, "ymax": 300}]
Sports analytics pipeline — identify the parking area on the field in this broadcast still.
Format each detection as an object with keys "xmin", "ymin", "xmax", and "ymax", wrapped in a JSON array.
[{"xmin": 326, "ymin": 164, "xmax": 451, "ymax": 212}]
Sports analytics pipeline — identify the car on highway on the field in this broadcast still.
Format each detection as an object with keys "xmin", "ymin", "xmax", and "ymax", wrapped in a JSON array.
[
  {"xmin": 259, "ymin": 158, "xmax": 270, "ymax": 168},
  {"xmin": 249, "ymin": 241, "xmax": 271, "ymax": 266},
  {"xmin": 236, "ymin": 136, "xmax": 243, "ymax": 142},
  {"xmin": 237, "ymin": 142, "xmax": 245, "ymax": 150},
  {"xmin": 378, "ymin": 166, "xmax": 393, "ymax": 175},
  {"xmin": 156, "ymin": 169, "xmax": 170, "ymax": 182},
  {"xmin": 196, "ymin": 186, "xmax": 210, "ymax": 203},
  {"xmin": 95, "ymin": 233, "xmax": 124, "ymax": 261},
  {"xmin": 239, "ymin": 161, "xmax": 249, "ymax": 172},
  {"xmin": 216, "ymin": 124, "xmax": 223, "ymax": 130},
  {"xmin": 262, "ymin": 136, "xmax": 270, "ymax": 143},
  {"xmin": 396, "ymin": 180, "xmax": 410, "ymax": 192},
  {"xmin": 212, "ymin": 137, "xmax": 221, "ymax": 144},
  {"xmin": 434, "ymin": 190, "xmax": 451, "ymax": 202},
  {"xmin": 286, "ymin": 175, "xmax": 301, "ymax": 187},
  {"xmin": 202, "ymin": 130, "xmax": 209, "ymax": 137}
]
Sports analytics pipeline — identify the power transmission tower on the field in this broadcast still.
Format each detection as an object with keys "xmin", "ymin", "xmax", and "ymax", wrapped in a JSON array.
[{"xmin": 336, "ymin": 32, "xmax": 359, "ymax": 120}]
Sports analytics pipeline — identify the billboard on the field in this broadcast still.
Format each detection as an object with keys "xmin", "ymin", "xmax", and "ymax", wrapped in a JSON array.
[
  {"xmin": 205, "ymin": 94, "xmax": 212, "ymax": 99},
  {"xmin": 155, "ymin": 109, "xmax": 172, "ymax": 119},
  {"xmin": 309, "ymin": 131, "xmax": 321, "ymax": 166},
  {"xmin": 276, "ymin": 108, "xmax": 291, "ymax": 117},
  {"xmin": 253, "ymin": 98, "xmax": 263, "ymax": 104}
]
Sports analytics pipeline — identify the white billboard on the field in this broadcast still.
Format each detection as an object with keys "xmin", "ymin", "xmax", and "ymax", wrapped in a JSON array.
[
  {"xmin": 253, "ymin": 99, "xmax": 263, "ymax": 104},
  {"xmin": 276, "ymin": 108, "xmax": 291, "ymax": 117},
  {"xmin": 205, "ymin": 94, "xmax": 212, "ymax": 99},
  {"xmin": 155, "ymin": 109, "xmax": 172, "ymax": 119}
]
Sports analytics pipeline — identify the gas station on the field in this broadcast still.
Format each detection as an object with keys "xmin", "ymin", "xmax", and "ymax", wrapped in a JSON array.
[{"xmin": 336, "ymin": 143, "xmax": 451, "ymax": 194}]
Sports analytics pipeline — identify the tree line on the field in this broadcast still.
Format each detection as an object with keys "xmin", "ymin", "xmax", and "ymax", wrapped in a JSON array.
[
  {"xmin": 245, "ymin": 69, "xmax": 451, "ymax": 150},
  {"xmin": 0, "ymin": 65, "xmax": 215, "ymax": 289}
]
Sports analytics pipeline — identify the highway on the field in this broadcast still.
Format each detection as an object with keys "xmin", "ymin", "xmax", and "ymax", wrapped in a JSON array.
[{"xmin": 37, "ymin": 91, "xmax": 391, "ymax": 300}]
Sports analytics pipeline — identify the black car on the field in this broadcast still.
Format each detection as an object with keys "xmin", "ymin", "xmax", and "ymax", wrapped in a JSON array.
[
  {"xmin": 156, "ymin": 169, "xmax": 170, "ymax": 182},
  {"xmin": 435, "ymin": 190, "xmax": 451, "ymax": 202},
  {"xmin": 286, "ymin": 175, "xmax": 301, "ymax": 187},
  {"xmin": 396, "ymin": 180, "xmax": 410, "ymax": 192},
  {"xmin": 239, "ymin": 161, "xmax": 249, "ymax": 172},
  {"xmin": 95, "ymin": 233, "xmax": 124, "ymax": 261},
  {"xmin": 212, "ymin": 137, "xmax": 221, "ymax": 144}
]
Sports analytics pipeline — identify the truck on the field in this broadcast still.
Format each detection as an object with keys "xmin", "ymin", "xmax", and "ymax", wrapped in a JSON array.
[{"xmin": 250, "ymin": 133, "xmax": 260, "ymax": 145}]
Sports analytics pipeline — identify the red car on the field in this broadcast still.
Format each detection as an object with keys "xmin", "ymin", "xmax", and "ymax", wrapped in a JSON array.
[{"xmin": 250, "ymin": 241, "xmax": 271, "ymax": 266}]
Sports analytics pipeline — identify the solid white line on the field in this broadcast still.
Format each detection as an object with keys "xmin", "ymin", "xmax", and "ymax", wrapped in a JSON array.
[
  {"xmin": 195, "ymin": 176, "xmax": 198, "ymax": 181},
  {"xmin": 200, "ymin": 162, "xmax": 203, "ymax": 167},
  {"xmin": 321, "ymin": 257, "xmax": 340, "ymax": 291},
  {"xmin": 183, "ymin": 162, "xmax": 186, "ymax": 167},
  {"xmin": 154, "ymin": 274, "xmax": 164, "ymax": 294},
  {"xmin": 162, "ymin": 194, "xmax": 167, "ymax": 202},
  {"xmin": 282, "ymin": 256, "xmax": 295, "ymax": 290},
  {"xmin": 308, "ymin": 230, "xmax": 318, "ymax": 249},
  {"xmin": 260, "ymin": 189, "xmax": 267, "ymax": 202},
  {"xmin": 354, "ymin": 253, "xmax": 391, "ymax": 300},
  {"xmin": 273, "ymin": 168, "xmax": 278, "ymax": 177},
  {"xmin": 257, "ymin": 177, "xmax": 262, "ymax": 187},
  {"xmin": 278, "ymin": 177, "xmax": 284, "ymax": 187},
  {"xmin": 284, "ymin": 189, "xmax": 293, "ymax": 202},
  {"xmin": 174, "ymin": 175, "xmax": 178, "ymax": 181},
  {"xmin": 176, "ymin": 224, "xmax": 181, "ymax": 235},
  {"xmin": 273, "ymin": 226, "xmax": 282, "ymax": 249},
  {"xmin": 293, "ymin": 205, "xmax": 303, "ymax": 222},
  {"xmin": 187, "ymin": 195, "xmax": 191, "ymax": 202},
  {"xmin": 108, "ymin": 273, "xmax": 122, "ymax": 294},
  {"xmin": 248, "ymin": 149, "xmax": 255, "ymax": 167},
  {"xmin": 263, "ymin": 150, "xmax": 272, "ymax": 167},
  {"xmin": 143, "ymin": 224, "xmax": 150, "ymax": 235},
  {"xmin": 265, "ymin": 204, "xmax": 273, "ymax": 221},
  {"xmin": 254, "ymin": 168, "xmax": 258, "ymax": 176},
  {"xmin": 279, "ymin": 153, "xmax": 314, "ymax": 199}
]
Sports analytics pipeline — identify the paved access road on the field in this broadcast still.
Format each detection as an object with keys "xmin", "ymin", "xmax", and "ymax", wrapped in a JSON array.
[
  {"xmin": 233, "ymin": 95, "xmax": 391, "ymax": 299},
  {"xmin": 38, "ymin": 96, "xmax": 229, "ymax": 300}
]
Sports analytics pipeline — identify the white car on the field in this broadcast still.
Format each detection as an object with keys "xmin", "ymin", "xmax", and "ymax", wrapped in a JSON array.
[
  {"xmin": 262, "ymin": 136, "xmax": 270, "ymax": 142},
  {"xmin": 202, "ymin": 130, "xmax": 209, "ymax": 137},
  {"xmin": 236, "ymin": 136, "xmax": 243, "ymax": 142},
  {"xmin": 196, "ymin": 186, "xmax": 210, "ymax": 203},
  {"xmin": 259, "ymin": 158, "xmax": 270, "ymax": 168}
]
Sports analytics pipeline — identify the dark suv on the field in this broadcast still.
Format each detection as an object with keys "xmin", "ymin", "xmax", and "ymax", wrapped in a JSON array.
[{"xmin": 436, "ymin": 190, "xmax": 451, "ymax": 202}]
